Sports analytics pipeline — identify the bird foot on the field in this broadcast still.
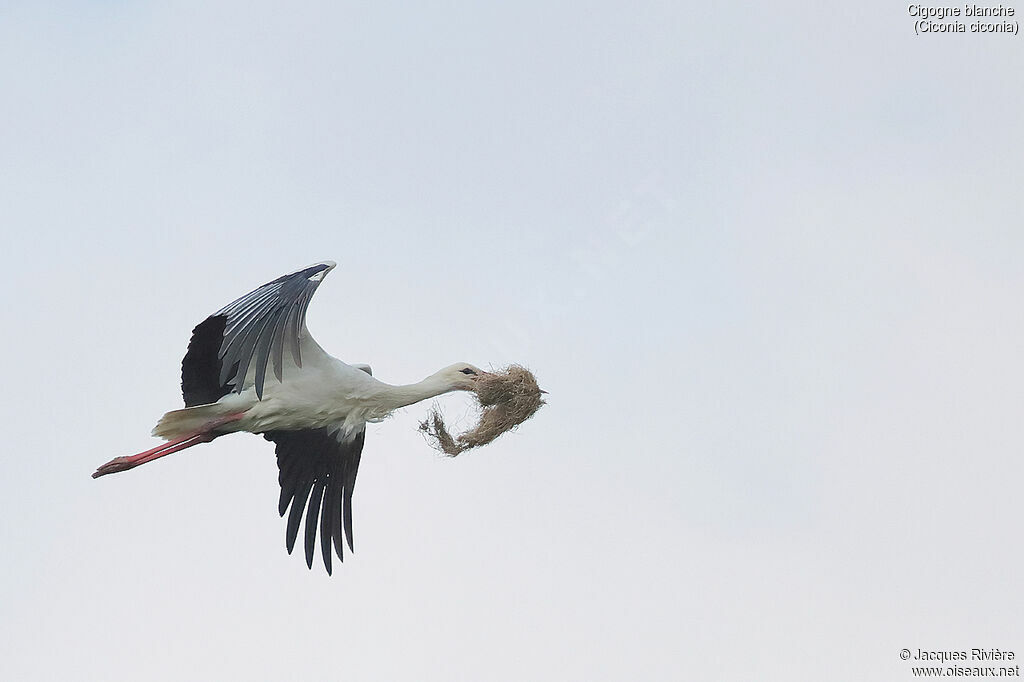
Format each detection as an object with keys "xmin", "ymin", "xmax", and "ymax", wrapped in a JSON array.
[{"xmin": 92, "ymin": 457, "xmax": 134, "ymax": 478}]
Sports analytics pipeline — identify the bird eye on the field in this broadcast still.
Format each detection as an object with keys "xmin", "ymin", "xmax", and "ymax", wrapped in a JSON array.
[{"xmin": 460, "ymin": 368, "xmax": 477, "ymax": 375}]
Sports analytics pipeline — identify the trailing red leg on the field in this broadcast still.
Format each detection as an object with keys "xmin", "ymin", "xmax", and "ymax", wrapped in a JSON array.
[{"xmin": 92, "ymin": 412, "xmax": 246, "ymax": 479}]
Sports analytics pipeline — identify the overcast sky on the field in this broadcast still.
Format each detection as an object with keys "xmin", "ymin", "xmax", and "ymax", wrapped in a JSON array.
[{"xmin": 2, "ymin": 2, "xmax": 1022, "ymax": 680}]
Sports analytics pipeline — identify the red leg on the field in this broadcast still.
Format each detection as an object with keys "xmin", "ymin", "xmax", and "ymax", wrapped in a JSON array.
[{"xmin": 92, "ymin": 412, "xmax": 246, "ymax": 479}]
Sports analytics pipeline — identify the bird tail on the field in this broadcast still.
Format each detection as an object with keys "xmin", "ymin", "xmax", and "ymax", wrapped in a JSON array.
[{"xmin": 153, "ymin": 403, "xmax": 238, "ymax": 440}]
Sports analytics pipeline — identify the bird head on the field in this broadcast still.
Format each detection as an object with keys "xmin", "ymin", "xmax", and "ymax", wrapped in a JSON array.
[{"xmin": 438, "ymin": 363, "xmax": 488, "ymax": 391}]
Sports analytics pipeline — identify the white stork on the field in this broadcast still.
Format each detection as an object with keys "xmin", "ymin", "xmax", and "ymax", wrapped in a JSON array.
[{"xmin": 93, "ymin": 261, "xmax": 487, "ymax": 574}]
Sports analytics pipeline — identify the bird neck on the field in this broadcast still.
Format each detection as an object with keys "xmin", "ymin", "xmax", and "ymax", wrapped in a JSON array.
[{"xmin": 376, "ymin": 372, "xmax": 458, "ymax": 411}]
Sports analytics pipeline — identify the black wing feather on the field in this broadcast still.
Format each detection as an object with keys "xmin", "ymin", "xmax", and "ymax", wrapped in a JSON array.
[
  {"xmin": 320, "ymin": 482, "xmax": 335, "ymax": 574},
  {"xmin": 328, "ymin": 470, "xmax": 345, "ymax": 562},
  {"xmin": 286, "ymin": 472, "xmax": 315, "ymax": 555},
  {"xmin": 264, "ymin": 427, "xmax": 366, "ymax": 573},
  {"xmin": 181, "ymin": 315, "xmax": 232, "ymax": 407},
  {"xmin": 304, "ymin": 478, "xmax": 325, "ymax": 569},
  {"xmin": 342, "ymin": 436, "xmax": 363, "ymax": 552}
]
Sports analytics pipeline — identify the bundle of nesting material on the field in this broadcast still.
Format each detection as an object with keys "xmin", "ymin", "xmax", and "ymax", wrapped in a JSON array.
[{"xmin": 419, "ymin": 365, "xmax": 546, "ymax": 456}]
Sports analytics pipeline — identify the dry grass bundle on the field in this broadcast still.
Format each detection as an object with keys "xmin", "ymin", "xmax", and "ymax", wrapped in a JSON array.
[{"xmin": 419, "ymin": 365, "xmax": 546, "ymax": 456}]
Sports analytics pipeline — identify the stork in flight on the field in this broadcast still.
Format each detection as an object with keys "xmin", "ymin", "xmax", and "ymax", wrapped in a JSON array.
[{"xmin": 93, "ymin": 261, "xmax": 487, "ymax": 574}]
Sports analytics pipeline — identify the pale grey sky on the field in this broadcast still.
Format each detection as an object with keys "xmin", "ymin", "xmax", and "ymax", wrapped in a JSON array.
[{"xmin": 1, "ymin": 2, "xmax": 1022, "ymax": 681}]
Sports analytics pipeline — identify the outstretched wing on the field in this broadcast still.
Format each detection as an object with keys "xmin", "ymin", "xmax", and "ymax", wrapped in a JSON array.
[
  {"xmin": 263, "ymin": 427, "xmax": 365, "ymax": 575},
  {"xmin": 180, "ymin": 261, "xmax": 336, "ymax": 406}
]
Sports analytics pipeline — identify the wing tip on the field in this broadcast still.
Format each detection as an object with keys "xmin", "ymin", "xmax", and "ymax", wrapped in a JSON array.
[{"xmin": 293, "ymin": 260, "xmax": 336, "ymax": 281}]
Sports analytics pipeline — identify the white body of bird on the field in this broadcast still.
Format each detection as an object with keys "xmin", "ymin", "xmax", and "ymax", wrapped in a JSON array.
[{"xmin": 155, "ymin": 333, "xmax": 478, "ymax": 442}]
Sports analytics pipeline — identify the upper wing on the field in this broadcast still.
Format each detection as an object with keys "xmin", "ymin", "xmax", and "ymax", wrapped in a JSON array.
[
  {"xmin": 180, "ymin": 261, "xmax": 336, "ymax": 405},
  {"xmin": 263, "ymin": 427, "xmax": 365, "ymax": 575}
]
